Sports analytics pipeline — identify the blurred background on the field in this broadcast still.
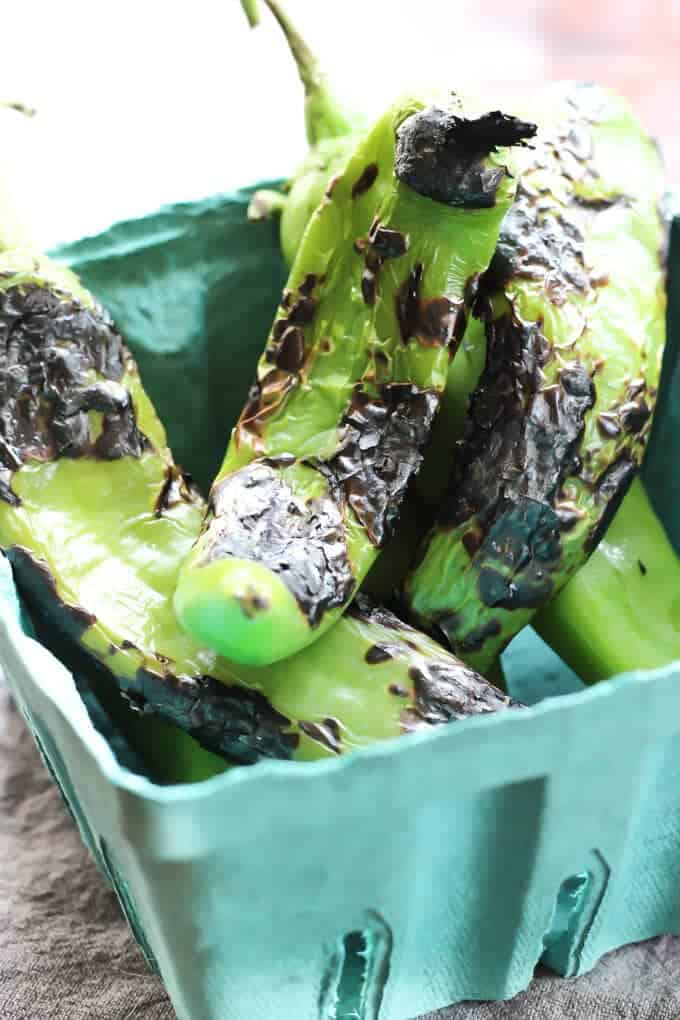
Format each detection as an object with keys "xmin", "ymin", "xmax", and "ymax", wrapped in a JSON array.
[{"xmin": 1, "ymin": 0, "xmax": 679, "ymax": 248}]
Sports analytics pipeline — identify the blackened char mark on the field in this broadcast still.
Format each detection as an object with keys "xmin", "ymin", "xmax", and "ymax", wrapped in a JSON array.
[
  {"xmin": 361, "ymin": 271, "xmax": 377, "ymax": 307},
  {"xmin": 200, "ymin": 462, "xmax": 354, "ymax": 628},
  {"xmin": 325, "ymin": 384, "xmax": 439, "ymax": 546},
  {"xmin": 443, "ymin": 316, "xmax": 594, "ymax": 527},
  {"xmin": 237, "ymin": 369, "xmax": 297, "ymax": 443},
  {"xmin": 395, "ymin": 263, "xmax": 465, "ymax": 350},
  {"xmin": 351, "ymin": 163, "xmax": 379, "ymax": 199},
  {"xmin": 365, "ymin": 644, "xmax": 394, "ymax": 663},
  {"xmin": 347, "ymin": 592, "xmax": 403, "ymax": 629},
  {"xmin": 368, "ymin": 224, "xmax": 409, "ymax": 260},
  {"xmin": 299, "ymin": 274, "xmax": 318, "ymax": 296},
  {"xmin": 403, "ymin": 658, "xmax": 517, "ymax": 730},
  {"xmin": 275, "ymin": 326, "xmax": 306, "ymax": 372},
  {"xmin": 0, "ymin": 436, "xmax": 21, "ymax": 505},
  {"xmin": 486, "ymin": 187, "xmax": 591, "ymax": 305},
  {"xmin": 619, "ymin": 398, "xmax": 651, "ymax": 434},
  {"xmin": 7, "ymin": 545, "xmax": 96, "ymax": 640},
  {"xmin": 390, "ymin": 683, "xmax": 409, "ymax": 697},
  {"xmin": 131, "ymin": 668, "xmax": 299, "ymax": 764},
  {"xmin": 395, "ymin": 107, "xmax": 536, "ymax": 208},
  {"xmin": 584, "ymin": 455, "xmax": 637, "ymax": 554},
  {"xmin": 154, "ymin": 465, "xmax": 199, "ymax": 517},
  {"xmin": 93, "ymin": 389, "xmax": 148, "ymax": 460},
  {"xmin": 0, "ymin": 283, "xmax": 148, "ymax": 503},
  {"xmin": 287, "ymin": 297, "xmax": 317, "ymax": 325},
  {"xmin": 597, "ymin": 412, "xmax": 621, "ymax": 439},
  {"xmin": 356, "ymin": 220, "xmax": 409, "ymax": 308},
  {"xmin": 299, "ymin": 717, "xmax": 342, "ymax": 754}
]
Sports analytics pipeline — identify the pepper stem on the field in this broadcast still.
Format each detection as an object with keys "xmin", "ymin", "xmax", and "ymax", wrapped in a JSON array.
[
  {"xmin": 247, "ymin": 188, "xmax": 288, "ymax": 221},
  {"xmin": 240, "ymin": 0, "xmax": 353, "ymax": 145},
  {"xmin": 0, "ymin": 101, "xmax": 40, "ymax": 253},
  {"xmin": 240, "ymin": 0, "xmax": 260, "ymax": 27},
  {"xmin": 0, "ymin": 101, "xmax": 36, "ymax": 118},
  {"xmin": 534, "ymin": 477, "xmax": 680, "ymax": 683}
]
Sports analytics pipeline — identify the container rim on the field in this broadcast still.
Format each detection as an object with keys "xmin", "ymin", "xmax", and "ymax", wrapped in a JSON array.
[{"xmin": 2, "ymin": 572, "xmax": 678, "ymax": 807}]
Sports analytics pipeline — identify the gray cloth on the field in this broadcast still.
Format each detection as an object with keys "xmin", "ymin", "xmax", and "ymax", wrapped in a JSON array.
[{"xmin": 1, "ymin": 688, "xmax": 678, "ymax": 1020}]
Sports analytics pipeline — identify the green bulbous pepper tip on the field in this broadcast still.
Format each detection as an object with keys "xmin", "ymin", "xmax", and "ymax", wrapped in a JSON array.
[{"xmin": 174, "ymin": 557, "xmax": 315, "ymax": 666}]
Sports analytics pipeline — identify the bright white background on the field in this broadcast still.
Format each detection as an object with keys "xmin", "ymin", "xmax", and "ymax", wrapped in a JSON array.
[
  {"xmin": 0, "ymin": 0, "xmax": 547, "ymax": 248},
  {"xmin": 1, "ymin": 0, "xmax": 678, "ymax": 249}
]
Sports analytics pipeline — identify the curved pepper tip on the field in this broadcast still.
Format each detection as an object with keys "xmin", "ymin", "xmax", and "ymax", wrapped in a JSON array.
[{"xmin": 173, "ymin": 557, "xmax": 314, "ymax": 666}]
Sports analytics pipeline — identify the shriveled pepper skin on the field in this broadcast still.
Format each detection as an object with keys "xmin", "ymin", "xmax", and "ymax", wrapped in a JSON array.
[
  {"xmin": 175, "ymin": 94, "xmax": 536, "ymax": 665},
  {"xmin": 405, "ymin": 83, "xmax": 669, "ymax": 674},
  {"xmin": 0, "ymin": 249, "xmax": 516, "ymax": 765}
]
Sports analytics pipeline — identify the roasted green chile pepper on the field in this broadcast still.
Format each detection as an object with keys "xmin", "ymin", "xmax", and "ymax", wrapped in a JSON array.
[
  {"xmin": 174, "ymin": 93, "xmax": 536, "ymax": 665},
  {"xmin": 237, "ymin": 0, "xmax": 496, "ymax": 524},
  {"xmin": 404, "ymin": 83, "xmax": 669, "ymax": 674},
  {"xmin": 0, "ymin": 245, "xmax": 516, "ymax": 768}
]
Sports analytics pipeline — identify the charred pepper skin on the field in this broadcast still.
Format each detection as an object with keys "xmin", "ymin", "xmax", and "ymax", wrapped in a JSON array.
[
  {"xmin": 175, "ymin": 95, "xmax": 536, "ymax": 666},
  {"xmin": 404, "ymin": 83, "xmax": 669, "ymax": 674},
  {"xmin": 0, "ymin": 247, "xmax": 517, "ymax": 765}
]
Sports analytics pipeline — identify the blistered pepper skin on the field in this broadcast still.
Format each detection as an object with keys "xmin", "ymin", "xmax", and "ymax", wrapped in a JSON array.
[
  {"xmin": 175, "ymin": 94, "xmax": 536, "ymax": 666},
  {"xmin": 0, "ymin": 249, "xmax": 517, "ymax": 766},
  {"xmin": 404, "ymin": 84, "xmax": 669, "ymax": 673}
]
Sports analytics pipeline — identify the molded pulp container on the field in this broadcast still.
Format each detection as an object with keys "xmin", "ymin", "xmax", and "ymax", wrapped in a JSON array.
[{"xmin": 2, "ymin": 190, "xmax": 680, "ymax": 1020}]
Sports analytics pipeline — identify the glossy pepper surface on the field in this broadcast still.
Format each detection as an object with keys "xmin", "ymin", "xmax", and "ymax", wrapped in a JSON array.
[
  {"xmin": 0, "ymin": 246, "xmax": 516, "ymax": 767},
  {"xmin": 404, "ymin": 83, "xmax": 669, "ymax": 674},
  {"xmin": 174, "ymin": 93, "xmax": 536, "ymax": 666}
]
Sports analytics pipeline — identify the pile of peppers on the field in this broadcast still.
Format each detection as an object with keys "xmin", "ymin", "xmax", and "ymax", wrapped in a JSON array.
[{"xmin": 0, "ymin": 3, "xmax": 676, "ymax": 781}]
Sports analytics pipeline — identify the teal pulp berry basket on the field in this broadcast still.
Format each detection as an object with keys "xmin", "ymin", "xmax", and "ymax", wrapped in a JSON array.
[{"xmin": 1, "ymin": 189, "xmax": 680, "ymax": 1020}]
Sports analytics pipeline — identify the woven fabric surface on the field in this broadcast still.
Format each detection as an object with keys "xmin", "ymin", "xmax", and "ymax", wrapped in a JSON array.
[{"xmin": 2, "ymin": 688, "xmax": 680, "ymax": 1020}]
